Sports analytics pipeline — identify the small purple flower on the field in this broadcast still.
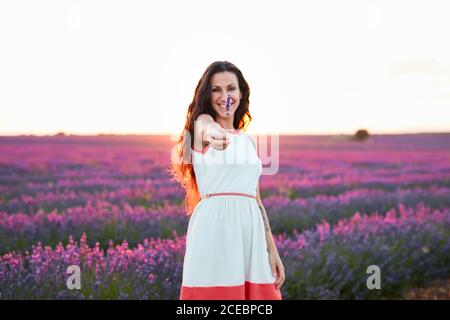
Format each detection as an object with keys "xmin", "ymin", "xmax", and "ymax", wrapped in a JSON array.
[{"xmin": 226, "ymin": 94, "xmax": 231, "ymax": 114}]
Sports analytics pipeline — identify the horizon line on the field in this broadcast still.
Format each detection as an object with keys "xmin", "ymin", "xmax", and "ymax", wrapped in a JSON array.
[{"xmin": 1, "ymin": 130, "xmax": 450, "ymax": 137}]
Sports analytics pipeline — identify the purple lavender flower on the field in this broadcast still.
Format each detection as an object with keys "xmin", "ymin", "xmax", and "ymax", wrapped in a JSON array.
[{"xmin": 226, "ymin": 94, "xmax": 231, "ymax": 115}]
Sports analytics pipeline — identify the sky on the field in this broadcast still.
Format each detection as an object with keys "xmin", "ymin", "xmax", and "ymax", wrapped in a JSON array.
[{"xmin": 0, "ymin": 0, "xmax": 449, "ymax": 136}]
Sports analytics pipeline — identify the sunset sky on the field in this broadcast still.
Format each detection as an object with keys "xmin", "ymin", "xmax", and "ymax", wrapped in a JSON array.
[{"xmin": 0, "ymin": 0, "xmax": 449, "ymax": 136}]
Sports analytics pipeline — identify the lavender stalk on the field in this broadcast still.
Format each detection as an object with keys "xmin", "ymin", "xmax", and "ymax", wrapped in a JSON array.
[{"xmin": 226, "ymin": 94, "xmax": 231, "ymax": 116}]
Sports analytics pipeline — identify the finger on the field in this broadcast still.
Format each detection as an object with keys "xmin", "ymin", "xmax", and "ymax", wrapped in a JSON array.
[
  {"xmin": 276, "ymin": 273, "xmax": 285, "ymax": 288},
  {"xmin": 276, "ymin": 274, "xmax": 284, "ymax": 286},
  {"xmin": 276, "ymin": 276, "xmax": 283, "ymax": 289},
  {"xmin": 211, "ymin": 140, "xmax": 229, "ymax": 150},
  {"xmin": 216, "ymin": 130, "xmax": 231, "ymax": 140},
  {"xmin": 278, "ymin": 278, "xmax": 285, "ymax": 290},
  {"xmin": 275, "ymin": 275, "xmax": 281, "ymax": 287},
  {"xmin": 208, "ymin": 135, "xmax": 229, "ymax": 147},
  {"xmin": 213, "ymin": 137, "xmax": 230, "ymax": 145},
  {"xmin": 215, "ymin": 136, "xmax": 230, "ymax": 144},
  {"xmin": 213, "ymin": 136, "xmax": 229, "ymax": 144},
  {"xmin": 210, "ymin": 135, "xmax": 229, "ymax": 144}
]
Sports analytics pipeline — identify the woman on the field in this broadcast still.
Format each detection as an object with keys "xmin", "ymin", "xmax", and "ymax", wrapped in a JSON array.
[{"xmin": 170, "ymin": 61, "xmax": 285, "ymax": 300}]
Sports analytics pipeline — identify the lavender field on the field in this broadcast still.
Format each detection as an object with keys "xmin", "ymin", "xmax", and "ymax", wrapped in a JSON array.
[{"xmin": 1, "ymin": 133, "xmax": 450, "ymax": 299}]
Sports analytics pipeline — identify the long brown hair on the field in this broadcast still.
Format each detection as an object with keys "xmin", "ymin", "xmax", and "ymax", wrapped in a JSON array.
[{"xmin": 168, "ymin": 61, "xmax": 252, "ymax": 216}]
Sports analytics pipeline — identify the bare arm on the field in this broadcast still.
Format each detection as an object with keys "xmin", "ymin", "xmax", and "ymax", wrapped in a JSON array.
[
  {"xmin": 257, "ymin": 181, "xmax": 286, "ymax": 289},
  {"xmin": 256, "ymin": 182, "xmax": 277, "ymax": 253}
]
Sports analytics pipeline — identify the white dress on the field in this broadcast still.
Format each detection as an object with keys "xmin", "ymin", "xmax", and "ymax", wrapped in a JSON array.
[{"xmin": 179, "ymin": 128, "xmax": 282, "ymax": 300}]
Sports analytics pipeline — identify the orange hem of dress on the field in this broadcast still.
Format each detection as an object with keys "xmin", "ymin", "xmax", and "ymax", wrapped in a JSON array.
[{"xmin": 180, "ymin": 281, "xmax": 282, "ymax": 300}]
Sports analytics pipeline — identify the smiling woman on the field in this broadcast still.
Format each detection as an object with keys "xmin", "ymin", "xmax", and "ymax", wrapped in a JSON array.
[{"xmin": 169, "ymin": 61, "xmax": 285, "ymax": 300}]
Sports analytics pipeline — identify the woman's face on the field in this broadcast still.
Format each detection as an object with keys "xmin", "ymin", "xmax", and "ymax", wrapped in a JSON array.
[{"xmin": 210, "ymin": 71, "xmax": 242, "ymax": 119}]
